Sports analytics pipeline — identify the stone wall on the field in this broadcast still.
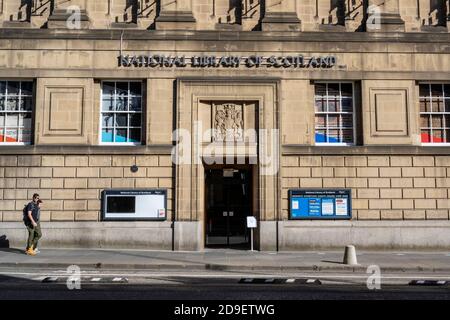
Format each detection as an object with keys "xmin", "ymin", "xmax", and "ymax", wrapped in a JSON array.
[
  {"xmin": 0, "ymin": 0, "xmax": 448, "ymax": 32},
  {"xmin": 0, "ymin": 154, "xmax": 174, "ymax": 223},
  {"xmin": 3, "ymin": 154, "xmax": 448, "ymax": 224},
  {"xmin": 281, "ymin": 155, "xmax": 450, "ymax": 221}
]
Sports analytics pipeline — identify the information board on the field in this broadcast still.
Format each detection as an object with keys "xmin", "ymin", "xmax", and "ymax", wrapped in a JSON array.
[
  {"xmin": 102, "ymin": 189, "xmax": 167, "ymax": 221},
  {"xmin": 289, "ymin": 189, "xmax": 352, "ymax": 220}
]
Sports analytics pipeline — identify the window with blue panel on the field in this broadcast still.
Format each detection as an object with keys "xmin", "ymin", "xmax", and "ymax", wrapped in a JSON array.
[
  {"xmin": 101, "ymin": 81, "xmax": 143, "ymax": 144},
  {"xmin": 314, "ymin": 82, "xmax": 354, "ymax": 145}
]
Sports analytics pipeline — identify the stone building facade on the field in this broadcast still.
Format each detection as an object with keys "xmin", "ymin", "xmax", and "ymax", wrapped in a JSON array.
[{"xmin": 0, "ymin": 0, "xmax": 450, "ymax": 250}]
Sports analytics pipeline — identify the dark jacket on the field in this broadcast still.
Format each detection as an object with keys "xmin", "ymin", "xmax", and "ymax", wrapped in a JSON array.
[{"xmin": 26, "ymin": 202, "xmax": 40, "ymax": 223}]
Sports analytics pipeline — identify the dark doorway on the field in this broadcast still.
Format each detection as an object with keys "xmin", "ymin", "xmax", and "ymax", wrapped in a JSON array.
[{"xmin": 205, "ymin": 167, "xmax": 253, "ymax": 249}]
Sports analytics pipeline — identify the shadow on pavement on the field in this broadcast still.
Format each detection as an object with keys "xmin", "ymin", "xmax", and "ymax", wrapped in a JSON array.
[
  {"xmin": 321, "ymin": 260, "xmax": 344, "ymax": 265},
  {"xmin": 0, "ymin": 248, "xmax": 26, "ymax": 255}
]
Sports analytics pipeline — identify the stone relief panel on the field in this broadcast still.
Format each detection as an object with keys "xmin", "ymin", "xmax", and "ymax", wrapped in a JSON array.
[
  {"xmin": 343, "ymin": 0, "xmax": 365, "ymax": 30},
  {"xmin": 316, "ymin": 0, "xmax": 346, "ymax": 26},
  {"xmin": 107, "ymin": 0, "xmax": 157, "ymax": 28},
  {"xmin": 4, "ymin": 0, "xmax": 33, "ymax": 22},
  {"xmin": 110, "ymin": 0, "xmax": 139, "ymax": 25},
  {"xmin": 241, "ymin": 0, "xmax": 263, "ymax": 30},
  {"xmin": 419, "ymin": 0, "xmax": 448, "ymax": 28},
  {"xmin": 197, "ymin": 100, "xmax": 257, "ymax": 144},
  {"xmin": 214, "ymin": 0, "xmax": 242, "ymax": 26},
  {"xmin": 0, "ymin": 1, "xmax": 447, "ymax": 31},
  {"xmin": 193, "ymin": 0, "xmax": 262, "ymax": 30},
  {"xmin": 213, "ymin": 103, "xmax": 244, "ymax": 141}
]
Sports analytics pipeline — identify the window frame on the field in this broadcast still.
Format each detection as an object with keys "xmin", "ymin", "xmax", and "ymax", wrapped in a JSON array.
[
  {"xmin": 419, "ymin": 82, "xmax": 450, "ymax": 147},
  {"xmin": 0, "ymin": 79, "xmax": 34, "ymax": 146},
  {"xmin": 314, "ymin": 81, "xmax": 356, "ymax": 146},
  {"xmin": 99, "ymin": 80, "xmax": 144, "ymax": 146}
]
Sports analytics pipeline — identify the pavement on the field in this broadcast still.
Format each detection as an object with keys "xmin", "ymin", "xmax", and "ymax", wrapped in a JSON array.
[{"xmin": 1, "ymin": 247, "xmax": 450, "ymax": 272}]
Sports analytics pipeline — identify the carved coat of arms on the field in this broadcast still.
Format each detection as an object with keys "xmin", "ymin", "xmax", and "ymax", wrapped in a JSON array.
[{"xmin": 214, "ymin": 103, "xmax": 244, "ymax": 141}]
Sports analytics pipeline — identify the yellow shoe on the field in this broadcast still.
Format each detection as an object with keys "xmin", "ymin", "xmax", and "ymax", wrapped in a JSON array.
[{"xmin": 26, "ymin": 248, "xmax": 36, "ymax": 256}]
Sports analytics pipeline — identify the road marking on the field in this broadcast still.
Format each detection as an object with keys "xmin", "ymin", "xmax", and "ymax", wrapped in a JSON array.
[
  {"xmin": 409, "ymin": 280, "xmax": 448, "ymax": 286},
  {"xmin": 3, "ymin": 271, "xmax": 450, "ymax": 281},
  {"xmin": 239, "ymin": 278, "xmax": 321, "ymax": 285},
  {"xmin": 286, "ymin": 279, "xmax": 295, "ymax": 283},
  {"xmin": 2, "ymin": 271, "xmax": 449, "ymax": 278}
]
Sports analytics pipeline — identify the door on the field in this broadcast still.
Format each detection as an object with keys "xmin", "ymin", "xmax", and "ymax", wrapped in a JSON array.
[{"xmin": 205, "ymin": 168, "xmax": 252, "ymax": 249}]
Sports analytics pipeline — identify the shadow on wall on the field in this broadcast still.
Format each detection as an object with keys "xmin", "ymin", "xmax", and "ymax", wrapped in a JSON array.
[{"xmin": 0, "ymin": 235, "xmax": 10, "ymax": 248}]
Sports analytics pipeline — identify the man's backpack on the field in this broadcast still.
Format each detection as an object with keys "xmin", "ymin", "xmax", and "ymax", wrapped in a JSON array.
[{"xmin": 23, "ymin": 203, "xmax": 32, "ymax": 225}]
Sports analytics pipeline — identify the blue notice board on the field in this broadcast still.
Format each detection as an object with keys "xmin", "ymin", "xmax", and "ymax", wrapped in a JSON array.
[{"xmin": 289, "ymin": 189, "xmax": 352, "ymax": 220}]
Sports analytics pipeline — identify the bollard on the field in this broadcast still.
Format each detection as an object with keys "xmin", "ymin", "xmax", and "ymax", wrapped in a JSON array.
[{"xmin": 343, "ymin": 245, "xmax": 358, "ymax": 265}]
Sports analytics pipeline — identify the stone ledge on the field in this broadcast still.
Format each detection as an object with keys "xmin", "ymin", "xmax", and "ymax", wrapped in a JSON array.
[
  {"xmin": 318, "ymin": 24, "xmax": 346, "ymax": 32},
  {"xmin": 110, "ymin": 22, "xmax": 138, "ymax": 29},
  {"xmin": 215, "ymin": 23, "xmax": 242, "ymax": 31},
  {"xmin": 0, "ymin": 145, "xmax": 173, "ymax": 155},
  {"xmin": 282, "ymin": 145, "xmax": 450, "ymax": 156},
  {"xmin": 421, "ymin": 25, "xmax": 448, "ymax": 33},
  {"xmin": 0, "ymin": 221, "xmax": 173, "ymax": 249},
  {"xmin": 155, "ymin": 11, "xmax": 196, "ymax": 23},
  {"xmin": 366, "ymin": 13, "xmax": 405, "ymax": 33},
  {"xmin": 1, "ymin": 29, "xmax": 448, "ymax": 43},
  {"xmin": 0, "ymin": 221, "xmax": 173, "ymax": 228},
  {"xmin": 2, "ymin": 21, "xmax": 32, "ymax": 28},
  {"xmin": 377, "ymin": 13, "xmax": 405, "ymax": 25},
  {"xmin": 47, "ymin": 9, "xmax": 90, "ymax": 29},
  {"xmin": 48, "ymin": 9, "xmax": 90, "ymax": 22},
  {"xmin": 279, "ymin": 220, "xmax": 450, "ymax": 250},
  {"xmin": 281, "ymin": 220, "xmax": 450, "ymax": 228},
  {"xmin": 261, "ymin": 12, "xmax": 301, "ymax": 32},
  {"xmin": 154, "ymin": 11, "xmax": 196, "ymax": 31}
]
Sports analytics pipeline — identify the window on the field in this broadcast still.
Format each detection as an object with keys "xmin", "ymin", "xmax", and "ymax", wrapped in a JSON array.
[
  {"xmin": 314, "ymin": 82, "xmax": 355, "ymax": 145},
  {"xmin": 101, "ymin": 81, "xmax": 143, "ymax": 144},
  {"xmin": 0, "ymin": 80, "xmax": 33, "ymax": 145},
  {"xmin": 420, "ymin": 83, "xmax": 450, "ymax": 145}
]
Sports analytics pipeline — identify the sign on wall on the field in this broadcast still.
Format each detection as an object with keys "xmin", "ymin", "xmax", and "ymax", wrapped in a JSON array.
[
  {"xmin": 118, "ymin": 54, "xmax": 337, "ymax": 69},
  {"xmin": 102, "ymin": 189, "xmax": 167, "ymax": 221},
  {"xmin": 289, "ymin": 189, "xmax": 352, "ymax": 220}
]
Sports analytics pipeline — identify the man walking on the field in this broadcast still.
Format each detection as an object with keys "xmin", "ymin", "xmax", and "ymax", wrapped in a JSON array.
[{"xmin": 24, "ymin": 194, "xmax": 43, "ymax": 256}]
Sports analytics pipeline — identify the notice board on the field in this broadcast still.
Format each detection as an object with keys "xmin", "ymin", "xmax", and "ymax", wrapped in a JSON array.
[
  {"xmin": 289, "ymin": 189, "xmax": 352, "ymax": 220},
  {"xmin": 102, "ymin": 189, "xmax": 167, "ymax": 221}
]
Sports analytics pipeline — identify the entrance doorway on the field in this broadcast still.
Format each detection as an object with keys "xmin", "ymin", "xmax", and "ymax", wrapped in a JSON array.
[{"xmin": 205, "ymin": 167, "xmax": 253, "ymax": 249}]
